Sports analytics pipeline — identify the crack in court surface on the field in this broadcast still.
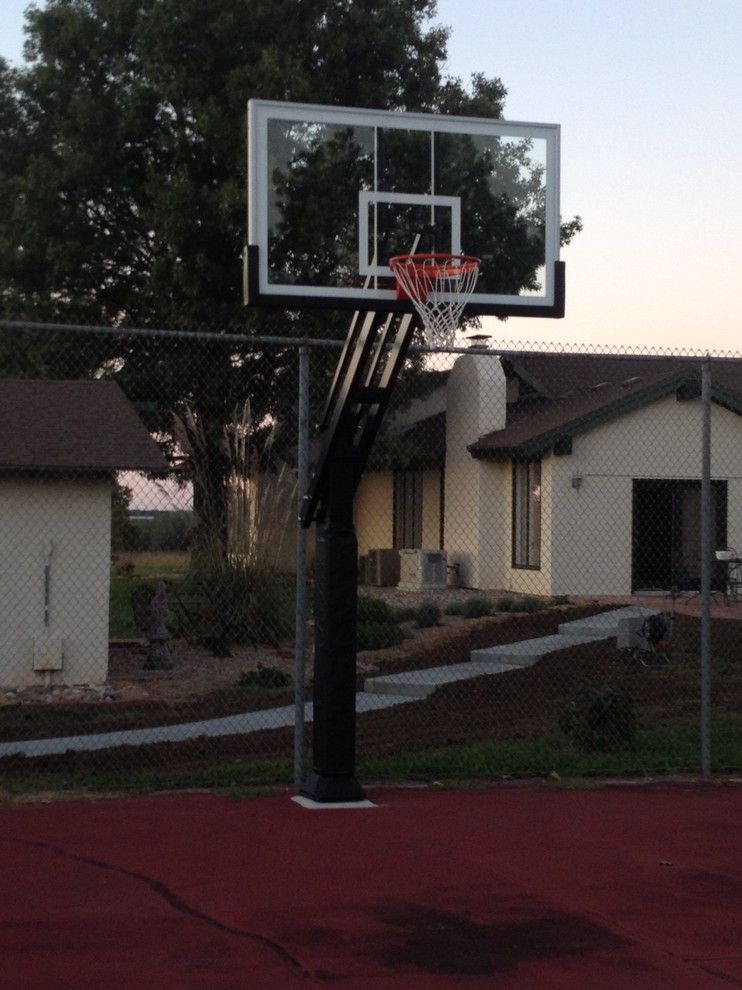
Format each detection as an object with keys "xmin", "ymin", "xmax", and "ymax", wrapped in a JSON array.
[{"xmin": 0, "ymin": 835, "xmax": 321, "ymax": 985}]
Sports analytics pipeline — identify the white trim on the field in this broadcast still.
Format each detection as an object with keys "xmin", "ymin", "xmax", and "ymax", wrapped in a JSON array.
[
  {"xmin": 250, "ymin": 98, "xmax": 560, "ymax": 139},
  {"xmin": 358, "ymin": 191, "xmax": 462, "ymax": 277}
]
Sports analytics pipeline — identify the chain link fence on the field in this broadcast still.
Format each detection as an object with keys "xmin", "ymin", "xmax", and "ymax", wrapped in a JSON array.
[{"xmin": 1, "ymin": 318, "xmax": 740, "ymax": 792}]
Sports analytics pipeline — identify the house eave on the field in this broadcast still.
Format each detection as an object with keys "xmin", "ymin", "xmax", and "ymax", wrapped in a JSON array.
[
  {"xmin": 469, "ymin": 369, "xmax": 741, "ymax": 462},
  {"xmin": 0, "ymin": 462, "xmax": 173, "ymax": 475}
]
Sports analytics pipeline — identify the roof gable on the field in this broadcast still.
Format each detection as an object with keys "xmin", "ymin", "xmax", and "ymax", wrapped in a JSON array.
[
  {"xmin": 0, "ymin": 380, "xmax": 169, "ymax": 472},
  {"xmin": 470, "ymin": 365, "xmax": 742, "ymax": 460}
]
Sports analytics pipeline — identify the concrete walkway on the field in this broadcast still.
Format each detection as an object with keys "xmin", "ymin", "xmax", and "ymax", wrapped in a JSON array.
[
  {"xmin": 0, "ymin": 606, "xmax": 653, "ymax": 759},
  {"xmin": 363, "ymin": 605, "xmax": 653, "ymax": 700},
  {"xmin": 0, "ymin": 691, "xmax": 417, "ymax": 759}
]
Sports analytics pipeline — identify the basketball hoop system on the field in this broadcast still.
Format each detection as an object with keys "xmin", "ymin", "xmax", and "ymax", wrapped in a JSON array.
[{"xmin": 389, "ymin": 253, "xmax": 481, "ymax": 348}]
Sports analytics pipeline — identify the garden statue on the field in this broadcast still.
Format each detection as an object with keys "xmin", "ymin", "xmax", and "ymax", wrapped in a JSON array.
[{"xmin": 143, "ymin": 580, "xmax": 173, "ymax": 670}]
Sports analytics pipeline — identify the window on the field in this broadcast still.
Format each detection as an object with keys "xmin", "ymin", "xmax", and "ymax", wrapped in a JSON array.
[
  {"xmin": 394, "ymin": 470, "xmax": 423, "ymax": 548},
  {"xmin": 512, "ymin": 460, "xmax": 541, "ymax": 569}
]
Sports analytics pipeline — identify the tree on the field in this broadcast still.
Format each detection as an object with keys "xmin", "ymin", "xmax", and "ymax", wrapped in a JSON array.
[{"xmin": 0, "ymin": 2, "xmax": 580, "ymax": 602}]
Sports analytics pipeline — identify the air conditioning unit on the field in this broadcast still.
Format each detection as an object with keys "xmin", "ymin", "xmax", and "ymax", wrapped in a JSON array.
[
  {"xmin": 367, "ymin": 548, "xmax": 401, "ymax": 587},
  {"xmin": 397, "ymin": 549, "xmax": 448, "ymax": 590}
]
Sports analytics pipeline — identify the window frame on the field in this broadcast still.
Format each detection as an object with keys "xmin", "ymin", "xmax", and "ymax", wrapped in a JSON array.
[
  {"xmin": 511, "ymin": 459, "xmax": 542, "ymax": 570},
  {"xmin": 393, "ymin": 469, "xmax": 423, "ymax": 549}
]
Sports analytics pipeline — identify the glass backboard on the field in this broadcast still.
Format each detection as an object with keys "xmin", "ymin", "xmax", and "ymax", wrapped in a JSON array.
[{"xmin": 245, "ymin": 100, "xmax": 563, "ymax": 318}]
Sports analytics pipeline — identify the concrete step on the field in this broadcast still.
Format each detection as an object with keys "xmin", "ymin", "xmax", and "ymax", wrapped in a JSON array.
[
  {"xmin": 558, "ymin": 605, "xmax": 658, "ymax": 640},
  {"xmin": 363, "ymin": 608, "xmax": 654, "ymax": 700},
  {"xmin": 364, "ymin": 661, "xmax": 521, "ymax": 699},
  {"xmin": 470, "ymin": 632, "xmax": 599, "ymax": 668}
]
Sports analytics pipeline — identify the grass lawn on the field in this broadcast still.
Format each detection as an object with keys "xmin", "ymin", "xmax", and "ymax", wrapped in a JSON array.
[
  {"xmin": 2, "ymin": 720, "xmax": 741, "ymax": 797},
  {"xmin": 115, "ymin": 551, "xmax": 190, "ymax": 577},
  {"xmin": 358, "ymin": 720, "xmax": 742, "ymax": 780}
]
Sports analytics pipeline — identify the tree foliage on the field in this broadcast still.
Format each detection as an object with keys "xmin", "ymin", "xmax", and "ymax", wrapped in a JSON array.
[{"xmin": 0, "ymin": 1, "xmax": 580, "ymax": 576}]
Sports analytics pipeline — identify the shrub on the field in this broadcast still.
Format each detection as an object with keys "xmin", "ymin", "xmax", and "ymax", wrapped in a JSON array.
[
  {"xmin": 357, "ymin": 595, "xmax": 397, "ymax": 624},
  {"xmin": 172, "ymin": 398, "xmax": 296, "ymax": 656},
  {"xmin": 238, "ymin": 665, "xmax": 291, "ymax": 690},
  {"xmin": 444, "ymin": 601, "xmax": 464, "ymax": 616},
  {"xmin": 357, "ymin": 621, "xmax": 405, "ymax": 651},
  {"xmin": 178, "ymin": 561, "xmax": 294, "ymax": 656},
  {"xmin": 392, "ymin": 606, "xmax": 418, "ymax": 622},
  {"xmin": 494, "ymin": 597, "xmax": 516, "ymax": 612},
  {"xmin": 558, "ymin": 682, "xmax": 636, "ymax": 752},
  {"xmin": 461, "ymin": 597, "xmax": 493, "ymax": 618},
  {"xmin": 551, "ymin": 595, "xmax": 570, "ymax": 606},
  {"xmin": 520, "ymin": 597, "xmax": 547, "ymax": 613},
  {"xmin": 414, "ymin": 602, "xmax": 441, "ymax": 628}
]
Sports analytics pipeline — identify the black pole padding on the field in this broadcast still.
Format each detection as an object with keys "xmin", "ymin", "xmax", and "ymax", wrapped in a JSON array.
[{"xmin": 301, "ymin": 460, "xmax": 367, "ymax": 803}]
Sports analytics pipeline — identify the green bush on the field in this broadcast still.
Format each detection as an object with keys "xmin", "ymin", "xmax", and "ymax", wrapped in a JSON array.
[
  {"xmin": 494, "ymin": 597, "xmax": 516, "ymax": 612},
  {"xmin": 357, "ymin": 595, "xmax": 397, "ymax": 624},
  {"xmin": 178, "ymin": 561, "xmax": 294, "ymax": 656},
  {"xmin": 238, "ymin": 665, "xmax": 291, "ymax": 690},
  {"xmin": 392, "ymin": 606, "xmax": 418, "ymax": 622},
  {"xmin": 357, "ymin": 621, "xmax": 405, "ymax": 651},
  {"xmin": 415, "ymin": 602, "xmax": 441, "ymax": 628},
  {"xmin": 520, "ymin": 597, "xmax": 547, "ymax": 613},
  {"xmin": 444, "ymin": 601, "xmax": 464, "ymax": 616},
  {"xmin": 461, "ymin": 597, "xmax": 493, "ymax": 618},
  {"xmin": 558, "ymin": 682, "xmax": 636, "ymax": 752}
]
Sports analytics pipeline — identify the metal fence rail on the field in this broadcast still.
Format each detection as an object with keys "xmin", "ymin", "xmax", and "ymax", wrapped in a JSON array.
[{"xmin": 0, "ymin": 318, "xmax": 740, "ymax": 792}]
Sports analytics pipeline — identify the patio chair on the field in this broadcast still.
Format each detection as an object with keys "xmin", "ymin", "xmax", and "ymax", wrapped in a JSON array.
[
  {"xmin": 727, "ymin": 556, "xmax": 742, "ymax": 601},
  {"xmin": 715, "ymin": 549, "xmax": 742, "ymax": 603},
  {"xmin": 619, "ymin": 609, "xmax": 673, "ymax": 666}
]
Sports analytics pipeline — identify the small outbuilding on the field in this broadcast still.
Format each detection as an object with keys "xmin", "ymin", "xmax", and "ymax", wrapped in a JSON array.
[{"xmin": 0, "ymin": 380, "xmax": 168, "ymax": 689}]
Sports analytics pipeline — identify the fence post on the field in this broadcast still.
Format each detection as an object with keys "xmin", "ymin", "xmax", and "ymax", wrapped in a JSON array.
[
  {"xmin": 700, "ymin": 359, "xmax": 712, "ymax": 776},
  {"xmin": 294, "ymin": 346, "xmax": 310, "ymax": 787}
]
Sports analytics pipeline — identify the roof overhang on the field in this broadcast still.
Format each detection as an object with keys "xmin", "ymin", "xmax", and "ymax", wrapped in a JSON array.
[{"xmin": 469, "ymin": 369, "xmax": 742, "ymax": 461}]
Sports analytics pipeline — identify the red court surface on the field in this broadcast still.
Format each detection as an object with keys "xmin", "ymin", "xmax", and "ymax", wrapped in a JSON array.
[{"xmin": 1, "ymin": 782, "xmax": 740, "ymax": 989}]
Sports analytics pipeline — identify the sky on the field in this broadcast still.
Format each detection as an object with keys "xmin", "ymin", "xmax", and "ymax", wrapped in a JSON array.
[{"xmin": 2, "ymin": 0, "xmax": 742, "ymax": 355}]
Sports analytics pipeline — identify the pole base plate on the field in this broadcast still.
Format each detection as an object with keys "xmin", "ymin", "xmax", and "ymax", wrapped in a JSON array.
[{"xmin": 300, "ymin": 772, "xmax": 367, "ymax": 804}]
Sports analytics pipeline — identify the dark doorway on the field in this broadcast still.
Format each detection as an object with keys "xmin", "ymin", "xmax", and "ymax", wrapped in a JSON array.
[{"xmin": 632, "ymin": 479, "xmax": 727, "ymax": 592}]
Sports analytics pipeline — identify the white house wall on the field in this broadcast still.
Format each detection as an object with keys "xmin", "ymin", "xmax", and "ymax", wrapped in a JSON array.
[
  {"xmin": 355, "ymin": 470, "xmax": 394, "ymax": 556},
  {"xmin": 550, "ymin": 394, "xmax": 742, "ymax": 597},
  {"xmin": 421, "ymin": 470, "xmax": 442, "ymax": 549},
  {"xmin": 474, "ymin": 459, "xmax": 511, "ymax": 589},
  {"xmin": 0, "ymin": 477, "xmax": 112, "ymax": 688},
  {"xmin": 444, "ymin": 354, "xmax": 506, "ymax": 587},
  {"xmin": 355, "ymin": 468, "xmax": 441, "ymax": 556}
]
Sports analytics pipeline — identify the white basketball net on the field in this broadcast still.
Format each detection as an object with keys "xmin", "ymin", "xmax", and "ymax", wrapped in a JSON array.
[{"xmin": 389, "ymin": 254, "xmax": 481, "ymax": 348}]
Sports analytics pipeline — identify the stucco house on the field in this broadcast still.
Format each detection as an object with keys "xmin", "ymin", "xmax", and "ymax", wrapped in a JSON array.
[
  {"xmin": 0, "ymin": 380, "xmax": 168, "ymax": 689},
  {"xmin": 354, "ymin": 352, "xmax": 742, "ymax": 597}
]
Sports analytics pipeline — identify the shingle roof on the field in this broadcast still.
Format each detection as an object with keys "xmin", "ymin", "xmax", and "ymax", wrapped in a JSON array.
[
  {"xmin": 471, "ymin": 354, "xmax": 742, "ymax": 459},
  {"xmin": 0, "ymin": 380, "xmax": 169, "ymax": 472},
  {"xmin": 506, "ymin": 353, "xmax": 742, "ymax": 398}
]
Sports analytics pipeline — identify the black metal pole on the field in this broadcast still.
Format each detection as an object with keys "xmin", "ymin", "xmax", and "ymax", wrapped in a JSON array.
[{"xmin": 301, "ymin": 458, "xmax": 366, "ymax": 802}]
